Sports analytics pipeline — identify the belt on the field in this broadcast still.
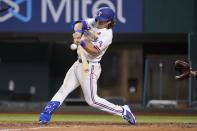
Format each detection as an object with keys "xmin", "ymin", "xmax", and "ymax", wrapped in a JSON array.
[{"xmin": 78, "ymin": 59, "xmax": 100, "ymax": 63}]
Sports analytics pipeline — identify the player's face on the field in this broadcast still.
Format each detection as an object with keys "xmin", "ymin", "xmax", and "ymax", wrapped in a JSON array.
[{"xmin": 95, "ymin": 20, "xmax": 111, "ymax": 29}]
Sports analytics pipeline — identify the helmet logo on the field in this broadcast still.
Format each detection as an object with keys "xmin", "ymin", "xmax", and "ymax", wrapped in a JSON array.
[{"xmin": 97, "ymin": 11, "xmax": 102, "ymax": 16}]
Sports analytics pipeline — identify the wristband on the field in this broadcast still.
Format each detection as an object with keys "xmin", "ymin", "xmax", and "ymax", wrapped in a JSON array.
[
  {"xmin": 81, "ymin": 20, "xmax": 88, "ymax": 30},
  {"xmin": 80, "ymin": 40, "xmax": 86, "ymax": 48},
  {"xmin": 75, "ymin": 29, "xmax": 82, "ymax": 34}
]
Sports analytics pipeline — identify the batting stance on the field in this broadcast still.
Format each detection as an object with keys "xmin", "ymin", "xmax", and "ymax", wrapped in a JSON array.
[{"xmin": 39, "ymin": 7, "xmax": 136, "ymax": 125}]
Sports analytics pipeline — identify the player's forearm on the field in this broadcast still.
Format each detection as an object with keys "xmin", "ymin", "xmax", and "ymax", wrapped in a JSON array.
[
  {"xmin": 80, "ymin": 41, "xmax": 99, "ymax": 56},
  {"xmin": 84, "ymin": 43, "xmax": 99, "ymax": 56}
]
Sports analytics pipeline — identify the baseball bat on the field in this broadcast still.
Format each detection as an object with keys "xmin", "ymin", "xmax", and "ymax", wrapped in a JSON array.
[{"xmin": 78, "ymin": 45, "xmax": 89, "ymax": 72}]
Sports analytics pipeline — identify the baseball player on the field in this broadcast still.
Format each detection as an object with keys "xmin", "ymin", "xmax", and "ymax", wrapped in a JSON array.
[{"xmin": 39, "ymin": 7, "xmax": 136, "ymax": 125}]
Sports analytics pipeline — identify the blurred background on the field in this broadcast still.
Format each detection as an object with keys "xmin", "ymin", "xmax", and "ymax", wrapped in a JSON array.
[{"xmin": 0, "ymin": 0, "xmax": 197, "ymax": 112}]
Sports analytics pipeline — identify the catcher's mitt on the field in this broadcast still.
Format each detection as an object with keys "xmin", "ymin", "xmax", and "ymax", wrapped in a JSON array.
[{"xmin": 175, "ymin": 60, "xmax": 192, "ymax": 80}]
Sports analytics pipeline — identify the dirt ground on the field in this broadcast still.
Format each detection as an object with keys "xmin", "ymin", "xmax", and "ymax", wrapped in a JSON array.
[{"xmin": 0, "ymin": 122, "xmax": 197, "ymax": 131}]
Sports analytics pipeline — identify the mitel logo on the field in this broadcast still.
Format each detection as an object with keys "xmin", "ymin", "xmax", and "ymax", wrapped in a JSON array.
[
  {"xmin": 0, "ymin": 0, "xmax": 126, "ymax": 24},
  {"xmin": 41, "ymin": 0, "xmax": 126, "ymax": 23},
  {"xmin": 0, "ymin": 0, "xmax": 32, "ymax": 22}
]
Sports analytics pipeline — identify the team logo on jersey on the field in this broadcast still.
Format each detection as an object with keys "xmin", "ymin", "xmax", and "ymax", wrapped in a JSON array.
[{"xmin": 98, "ymin": 41, "xmax": 103, "ymax": 47}]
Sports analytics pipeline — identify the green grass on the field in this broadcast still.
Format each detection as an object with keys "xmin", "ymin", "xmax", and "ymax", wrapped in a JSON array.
[
  {"xmin": 0, "ymin": 113, "xmax": 196, "ymax": 123},
  {"xmin": 0, "ymin": 114, "xmax": 123, "ymax": 123}
]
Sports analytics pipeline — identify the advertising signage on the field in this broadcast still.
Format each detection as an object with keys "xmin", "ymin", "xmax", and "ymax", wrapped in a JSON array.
[{"xmin": 0, "ymin": 0, "xmax": 143, "ymax": 32}]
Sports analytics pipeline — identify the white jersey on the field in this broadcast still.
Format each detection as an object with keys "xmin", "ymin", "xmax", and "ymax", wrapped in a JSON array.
[{"xmin": 77, "ymin": 18, "xmax": 113, "ymax": 62}]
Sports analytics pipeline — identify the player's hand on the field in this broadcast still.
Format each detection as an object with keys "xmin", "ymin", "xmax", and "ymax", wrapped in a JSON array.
[
  {"xmin": 72, "ymin": 32, "xmax": 81, "ymax": 44},
  {"xmin": 190, "ymin": 70, "xmax": 197, "ymax": 77}
]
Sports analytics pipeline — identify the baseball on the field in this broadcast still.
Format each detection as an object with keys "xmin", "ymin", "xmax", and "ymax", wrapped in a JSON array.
[{"xmin": 70, "ymin": 44, "xmax": 77, "ymax": 50}]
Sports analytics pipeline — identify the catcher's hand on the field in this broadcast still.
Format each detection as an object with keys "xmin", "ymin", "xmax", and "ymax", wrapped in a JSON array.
[{"xmin": 175, "ymin": 60, "xmax": 193, "ymax": 80}]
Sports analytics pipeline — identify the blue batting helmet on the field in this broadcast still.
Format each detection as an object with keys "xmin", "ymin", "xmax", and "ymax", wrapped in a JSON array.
[{"xmin": 95, "ymin": 7, "xmax": 115, "ymax": 22}]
